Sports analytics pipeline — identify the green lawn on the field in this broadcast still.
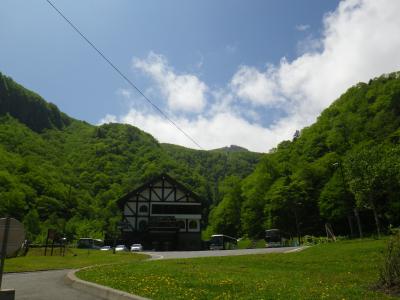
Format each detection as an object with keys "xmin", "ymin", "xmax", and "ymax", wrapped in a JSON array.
[
  {"xmin": 77, "ymin": 239, "xmax": 398, "ymax": 299},
  {"xmin": 237, "ymin": 238, "xmax": 266, "ymax": 249},
  {"xmin": 4, "ymin": 248, "xmax": 147, "ymax": 272}
]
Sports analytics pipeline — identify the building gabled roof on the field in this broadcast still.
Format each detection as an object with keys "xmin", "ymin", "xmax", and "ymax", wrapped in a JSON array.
[{"xmin": 117, "ymin": 173, "xmax": 203, "ymax": 209}]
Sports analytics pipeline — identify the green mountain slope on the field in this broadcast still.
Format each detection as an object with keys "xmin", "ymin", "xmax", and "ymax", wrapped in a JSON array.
[
  {"xmin": 0, "ymin": 72, "xmax": 71, "ymax": 132},
  {"xmin": 162, "ymin": 143, "xmax": 260, "ymax": 201},
  {"xmin": 206, "ymin": 72, "xmax": 400, "ymax": 239},
  {"xmin": 3, "ymin": 70, "xmax": 399, "ymax": 242},
  {"xmin": 0, "ymin": 72, "xmax": 261, "ymax": 241}
]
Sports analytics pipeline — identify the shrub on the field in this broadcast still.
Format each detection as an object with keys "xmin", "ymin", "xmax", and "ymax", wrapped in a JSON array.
[
  {"xmin": 376, "ymin": 231, "xmax": 400, "ymax": 294},
  {"xmin": 302, "ymin": 235, "xmax": 348, "ymax": 246}
]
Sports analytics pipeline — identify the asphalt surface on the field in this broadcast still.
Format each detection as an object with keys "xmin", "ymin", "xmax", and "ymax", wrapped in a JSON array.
[
  {"xmin": 2, "ymin": 247, "xmax": 302, "ymax": 300},
  {"xmin": 144, "ymin": 246, "xmax": 302, "ymax": 260},
  {"xmin": 2, "ymin": 269, "xmax": 99, "ymax": 300}
]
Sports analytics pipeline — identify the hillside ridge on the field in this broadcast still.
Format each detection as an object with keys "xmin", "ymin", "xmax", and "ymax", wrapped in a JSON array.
[
  {"xmin": 2, "ymin": 70, "xmax": 400, "ymax": 242},
  {"xmin": 0, "ymin": 71, "xmax": 262, "ymax": 242}
]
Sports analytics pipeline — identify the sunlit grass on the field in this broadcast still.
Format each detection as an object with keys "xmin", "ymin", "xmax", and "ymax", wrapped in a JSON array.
[
  {"xmin": 4, "ymin": 248, "xmax": 147, "ymax": 272},
  {"xmin": 78, "ymin": 239, "xmax": 396, "ymax": 299}
]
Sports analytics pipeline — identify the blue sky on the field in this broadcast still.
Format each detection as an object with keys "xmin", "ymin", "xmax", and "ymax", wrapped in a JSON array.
[{"xmin": 1, "ymin": 0, "xmax": 400, "ymax": 152}]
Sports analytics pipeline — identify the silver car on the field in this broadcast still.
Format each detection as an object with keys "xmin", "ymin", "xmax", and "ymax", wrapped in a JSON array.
[
  {"xmin": 130, "ymin": 244, "xmax": 143, "ymax": 252},
  {"xmin": 115, "ymin": 244, "xmax": 128, "ymax": 252}
]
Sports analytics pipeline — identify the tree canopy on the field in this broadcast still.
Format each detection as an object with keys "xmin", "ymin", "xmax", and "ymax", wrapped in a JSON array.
[
  {"xmin": 1, "ymin": 71, "xmax": 400, "ymax": 242},
  {"xmin": 206, "ymin": 72, "xmax": 400, "ymax": 239},
  {"xmin": 0, "ymin": 72, "xmax": 261, "ymax": 242}
]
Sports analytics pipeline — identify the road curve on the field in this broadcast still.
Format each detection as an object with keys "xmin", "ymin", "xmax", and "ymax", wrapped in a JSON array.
[
  {"xmin": 143, "ymin": 246, "xmax": 303, "ymax": 260},
  {"xmin": 3, "ymin": 269, "xmax": 99, "ymax": 300},
  {"xmin": 2, "ymin": 247, "xmax": 303, "ymax": 300}
]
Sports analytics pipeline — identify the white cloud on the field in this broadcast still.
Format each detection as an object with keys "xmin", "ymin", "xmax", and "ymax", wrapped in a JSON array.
[
  {"xmin": 98, "ymin": 114, "xmax": 117, "ymax": 124},
  {"xmin": 295, "ymin": 24, "xmax": 310, "ymax": 31},
  {"xmin": 225, "ymin": 44, "xmax": 237, "ymax": 54},
  {"xmin": 230, "ymin": 65, "xmax": 282, "ymax": 106},
  {"xmin": 132, "ymin": 52, "xmax": 208, "ymax": 113},
  {"xmin": 116, "ymin": 88, "xmax": 132, "ymax": 99},
  {"xmin": 296, "ymin": 34, "xmax": 322, "ymax": 55},
  {"xmin": 104, "ymin": 108, "xmax": 278, "ymax": 152},
  {"xmin": 196, "ymin": 52, "xmax": 204, "ymax": 69},
  {"xmin": 230, "ymin": 0, "xmax": 400, "ymax": 142},
  {"xmin": 101, "ymin": 0, "xmax": 400, "ymax": 152}
]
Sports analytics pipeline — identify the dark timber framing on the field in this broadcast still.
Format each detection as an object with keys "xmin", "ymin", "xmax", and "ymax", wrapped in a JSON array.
[{"xmin": 117, "ymin": 173, "xmax": 203, "ymax": 251}]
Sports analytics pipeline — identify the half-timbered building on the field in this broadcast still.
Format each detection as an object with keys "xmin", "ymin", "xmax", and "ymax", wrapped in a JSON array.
[{"xmin": 117, "ymin": 174, "xmax": 202, "ymax": 251}]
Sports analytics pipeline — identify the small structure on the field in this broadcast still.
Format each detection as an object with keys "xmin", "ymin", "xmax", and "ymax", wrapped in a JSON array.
[
  {"xmin": 1, "ymin": 217, "xmax": 25, "ymax": 300},
  {"xmin": 117, "ymin": 174, "xmax": 202, "ymax": 251}
]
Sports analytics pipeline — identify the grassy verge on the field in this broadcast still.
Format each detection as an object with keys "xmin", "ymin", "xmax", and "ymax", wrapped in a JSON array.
[
  {"xmin": 237, "ymin": 238, "xmax": 266, "ymax": 249},
  {"xmin": 4, "ymin": 248, "xmax": 147, "ymax": 272},
  {"xmin": 77, "ymin": 239, "xmax": 397, "ymax": 299}
]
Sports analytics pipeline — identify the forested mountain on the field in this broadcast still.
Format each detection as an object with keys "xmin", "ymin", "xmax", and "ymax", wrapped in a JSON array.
[
  {"xmin": 206, "ymin": 72, "xmax": 400, "ymax": 239},
  {"xmin": 162, "ymin": 143, "xmax": 260, "ymax": 206},
  {"xmin": 0, "ymin": 73, "xmax": 71, "ymax": 132},
  {"xmin": 2, "ymin": 71, "xmax": 400, "ymax": 243},
  {"xmin": 0, "ymin": 72, "xmax": 261, "ymax": 242}
]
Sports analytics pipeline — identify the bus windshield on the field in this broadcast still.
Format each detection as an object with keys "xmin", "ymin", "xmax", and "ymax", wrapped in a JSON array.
[
  {"xmin": 77, "ymin": 238, "xmax": 104, "ymax": 249},
  {"xmin": 265, "ymin": 229, "xmax": 285, "ymax": 247},
  {"xmin": 210, "ymin": 235, "xmax": 223, "ymax": 246},
  {"xmin": 209, "ymin": 234, "xmax": 237, "ymax": 250}
]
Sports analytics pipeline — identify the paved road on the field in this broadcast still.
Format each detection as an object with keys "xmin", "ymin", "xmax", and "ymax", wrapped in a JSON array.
[
  {"xmin": 2, "ymin": 270, "xmax": 99, "ymax": 300},
  {"xmin": 144, "ymin": 246, "xmax": 302, "ymax": 260},
  {"xmin": 2, "ymin": 247, "xmax": 302, "ymax": 300}
]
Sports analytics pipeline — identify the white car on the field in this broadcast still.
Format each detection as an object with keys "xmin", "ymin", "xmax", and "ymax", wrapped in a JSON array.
[
  {"xmin": 130, "ymin": 244, "xmax": 143, "ymax": 252},
  {"xmin": 115, "ymin": 244, "xmax": 128, "ymax": 252},
  {"xmin": 100, "ymin": 246, "xmax": 111, "ymax": 251}
]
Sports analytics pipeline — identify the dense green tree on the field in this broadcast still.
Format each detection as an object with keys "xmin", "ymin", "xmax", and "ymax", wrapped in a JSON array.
[
  {"xmin": 344, "ymin": 143, "xmax": 400, "ymax": 237},
  {"xmin": 235, "ymin": 71, "xmax": 400, "ymax": 238},
  {"xmin": 318, "ymin": 172, "xmax": 356, "ymax": 235},
  {"xmin": 23, "ymin": 209, "xmax": 41, "ymax": 241},
  {"xmin": 205, "ymin": 176, "xmax": 243, "ymax": 238}
]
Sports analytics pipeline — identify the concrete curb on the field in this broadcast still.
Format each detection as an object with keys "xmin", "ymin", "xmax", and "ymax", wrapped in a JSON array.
[
  {"xmin": 284, "ymin": 246, "xmax": 309, "ymax": 253},
  {"xmin": 65, "ymin": 268, "xmax": 150, "ymax": 300}
]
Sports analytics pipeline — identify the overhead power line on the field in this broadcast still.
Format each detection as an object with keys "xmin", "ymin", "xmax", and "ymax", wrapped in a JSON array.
[{"xmin": 45, "ymin": 0, "xmax": 204, "ymax": 150}]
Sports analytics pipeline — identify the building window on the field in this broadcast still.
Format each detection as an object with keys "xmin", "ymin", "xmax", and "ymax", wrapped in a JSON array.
[
  {"xmin": 139, "ymin": 205, "xmax": 148, "ymax": 213},
  {"xmin": 138, "ymin": 220, "xmax": 147, "ymax": 231},
  {"xmin": 177, "ymin": 220, "xmax": 186, "ymax": 230},
  {"xmin": 151, "ymin": 204, "xmax": 201, "ymax": 214},
  {"xmin": 188, "ymin": 220, "xmax": 198, "ymax": 230}
]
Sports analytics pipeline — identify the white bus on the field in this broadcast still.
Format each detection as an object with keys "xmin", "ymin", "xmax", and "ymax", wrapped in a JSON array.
[
  {"xmin": 209, "ymin": 234, "xmax": 237, "ymax": 250},
  {"xmin": 77, "ymin": 238, "xmax": 104, "ymax": 249}
]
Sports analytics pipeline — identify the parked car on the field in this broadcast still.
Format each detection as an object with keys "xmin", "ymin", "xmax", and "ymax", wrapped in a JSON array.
[
  {"xmin": 130, "ymin": 244, "xmax": 143, "ymax": 252},
  {"xmin": 115, "ymin": 244, "xmax": 128, "ymax": 252},
  {"xmin": 100, "ymin": 245, "xmax": 112, "ymax": 251}
]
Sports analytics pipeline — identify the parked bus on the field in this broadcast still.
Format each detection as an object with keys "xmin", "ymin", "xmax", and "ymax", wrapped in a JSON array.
[
  {"xmin": 77, "ymin": 238, "xmax": 104, "ymax": 249},
  {"xmin": 209, "ymin": 234, "xmax": 237, "ymax": 250},
  {"xmin": 265, "ymin": 229, "xmax": 286, "ymax": 247}
]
